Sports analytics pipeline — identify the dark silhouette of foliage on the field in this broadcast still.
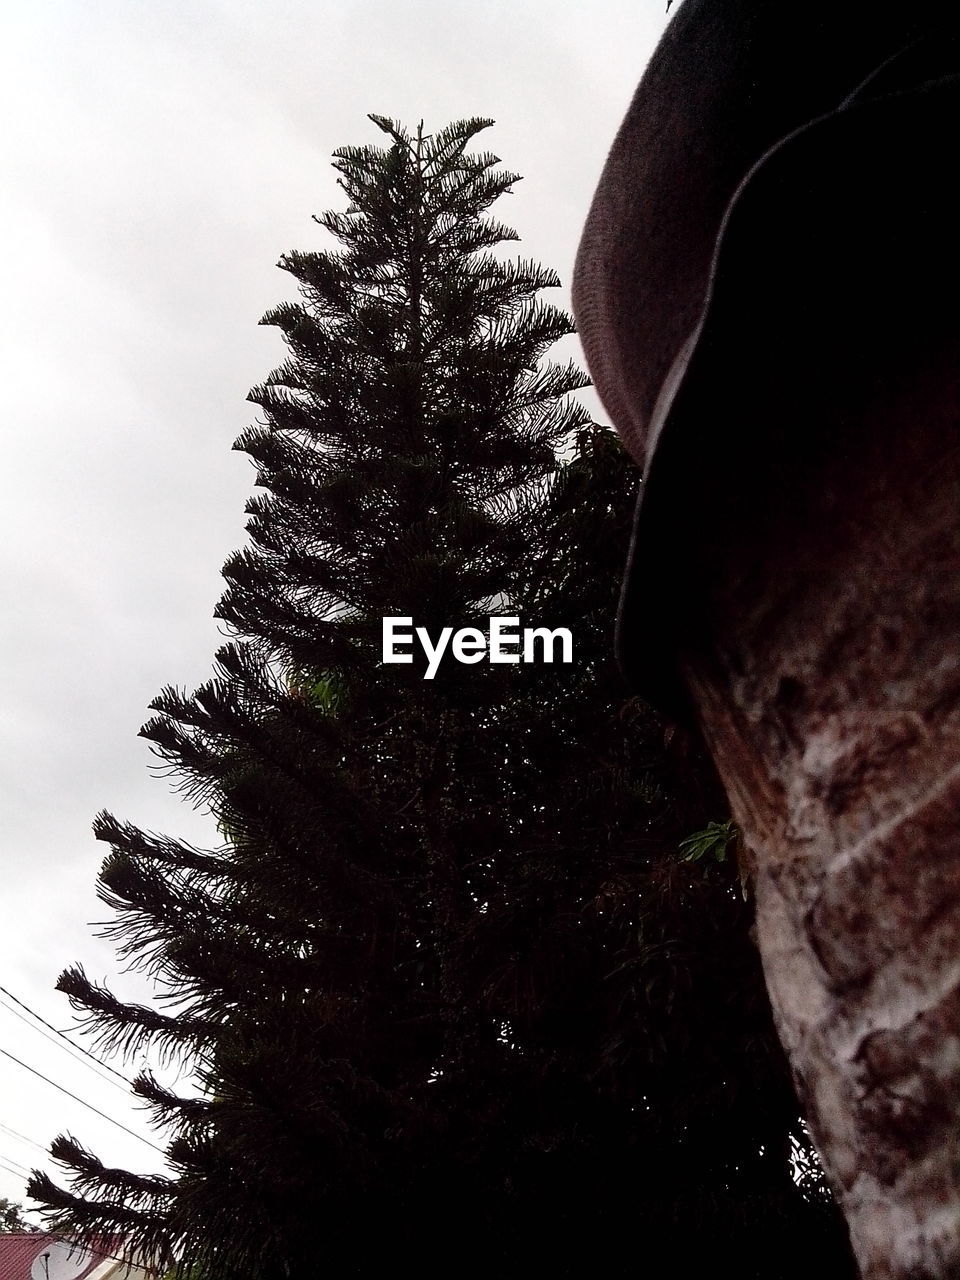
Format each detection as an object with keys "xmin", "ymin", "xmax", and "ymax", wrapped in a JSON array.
[
  {"xmin": 0, "ymin": 1197, "xmax": 36, "ymax": 1233},
  {"xmin": 29, "ymin": 117, "xmax": 854, "ymax": 1279}
]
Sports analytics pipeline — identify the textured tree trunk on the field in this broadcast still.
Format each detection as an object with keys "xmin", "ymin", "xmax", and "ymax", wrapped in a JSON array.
[
  {"xmin": 678, "ymin": 338, "xmax": 960, "ymax": 1277},
  {"xmin": 567, "ymin": 3, "xmax": 960, "ymax": 1266}
]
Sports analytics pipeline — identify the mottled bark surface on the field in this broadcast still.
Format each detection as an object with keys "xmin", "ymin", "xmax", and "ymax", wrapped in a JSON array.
[
  {"xmin": 680, "ymin": 341, "xmax": 960, "ymax": 1277},
  {"xmin": 568, "ymin": 1, "xmax": 960, "ymax": 1266}
]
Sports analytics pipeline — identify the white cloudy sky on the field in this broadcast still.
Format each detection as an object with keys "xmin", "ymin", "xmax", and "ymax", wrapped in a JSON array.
[{"xmin": 0, "ymin": 0, "xmax": 672, "ymax": 1220}]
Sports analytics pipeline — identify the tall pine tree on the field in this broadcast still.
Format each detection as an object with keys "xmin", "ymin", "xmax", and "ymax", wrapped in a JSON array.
[{"xmin": 29, "ymin": 117, "xmax": 853, "ymax": 1279}]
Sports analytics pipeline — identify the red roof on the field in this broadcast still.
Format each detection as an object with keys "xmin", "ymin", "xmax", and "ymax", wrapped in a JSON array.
[{"xmin": 0, "ymin": 1236, "xmax": 121, "ymax": 1280}]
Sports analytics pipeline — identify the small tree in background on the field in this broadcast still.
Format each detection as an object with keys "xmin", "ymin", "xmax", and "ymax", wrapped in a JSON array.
[
  {"xmin": 0, "ymin": 1197, "xmax": 36, "ymax": 1232},
  {"xmin": 29, "ymin": 117, "xmax": 854, "ymax": 1279}
]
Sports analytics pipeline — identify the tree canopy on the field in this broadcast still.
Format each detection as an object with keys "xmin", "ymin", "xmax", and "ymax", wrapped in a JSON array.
[
  {"xmin": 29, "ymin": 116, "xmax": 854, "ymax": 1279},
  {"xmin": 0, "ymin": 1197, "xmax": 35, "ymax": 1233}
]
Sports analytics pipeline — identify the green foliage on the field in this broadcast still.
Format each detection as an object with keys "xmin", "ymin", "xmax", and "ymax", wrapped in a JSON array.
[
  {"xmin": 0, "ymin": 1196, "xmax": 35, "ymax": 1232},
  {"xmin": 294, "ymin": 669, "xmax": 346, "ymax": 715},
  {"xmin": 680, "ymin": 818, "xmax": 740, "ymax": 864}
]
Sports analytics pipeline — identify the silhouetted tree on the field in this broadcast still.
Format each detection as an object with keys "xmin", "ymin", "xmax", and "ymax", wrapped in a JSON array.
[
  {"xmin": 0, "ymin": 1197, "xmax": 35, "ymax": 1232},
  {"xmin": 29, "ymin": 116, "xmax": 854, "ymax": 1280}
]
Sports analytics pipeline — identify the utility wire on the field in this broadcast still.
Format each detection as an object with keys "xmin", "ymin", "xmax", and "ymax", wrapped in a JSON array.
[
  {"xmin": 0, "ymin": 1149, "xmax": 31, "ymax": 1175},
  {"xmin": 0, "ymin": 993, "xmax": 135, "ymax": 1095},
  {"xmin": 0, "ymin": 1155, "xmax": 28, "ymax": 1180},
  {"xmin": 0, "ymin": 1047, "xmax": 165, "ymax": 1155},
  {"xmin": 0, "ymin": 1118, "xmax": 50, "ymax": 1155},
  {"xmin": 0, "ymin": 994, "xmax": 134, "ymax": 1098},
  {"xmin": 0, "ymin": 985, "xmax": 132, "ymax": 1087}
]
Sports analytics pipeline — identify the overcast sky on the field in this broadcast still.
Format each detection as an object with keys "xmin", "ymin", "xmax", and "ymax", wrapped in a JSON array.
[{"xmin": 0, "ymin": 0, "xmax": 672, "ymax": 1220}]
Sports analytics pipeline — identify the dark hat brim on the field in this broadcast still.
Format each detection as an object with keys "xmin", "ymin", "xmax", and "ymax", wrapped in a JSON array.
[{"xmin": 615, "ymin": 70, "xmax": 960, "ymax": 722}]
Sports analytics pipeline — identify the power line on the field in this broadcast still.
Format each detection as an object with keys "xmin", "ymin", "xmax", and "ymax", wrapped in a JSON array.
[
  {"xmin": 0, "ymin": 994, "xmax": 134, "ymax": 1098},
  {"xmin": 0, "ymin": 1118, "xmax": 50, "ymax": 1155},
  {"xmin": 0, "ymin": 1149, "xmax": 31, "ymax": 1175},
  {"xmin": 0, "ymin": 985, "xmax": 132, "ymax": 1088},
  {"xmin": 0, "ymin": 1047, "xmax": 165, "ymax": 1155},
  {"xmin": 0, "ymin": 1155, "xmax": 28, "ymax": 1181}
]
